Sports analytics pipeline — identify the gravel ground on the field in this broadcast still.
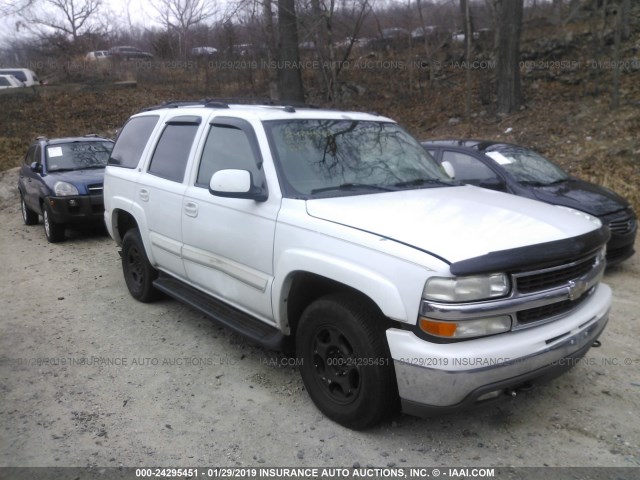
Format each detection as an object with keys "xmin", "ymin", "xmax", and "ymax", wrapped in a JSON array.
[{"xmin": 0, "ymin": 167, "xmax": 638, "ymax": 471}]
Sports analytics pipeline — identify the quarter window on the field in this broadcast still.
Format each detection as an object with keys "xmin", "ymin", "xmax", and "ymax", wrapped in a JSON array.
[{"xmin": 109, "ymin": 116, "xmax": 159, "ymax": 169}]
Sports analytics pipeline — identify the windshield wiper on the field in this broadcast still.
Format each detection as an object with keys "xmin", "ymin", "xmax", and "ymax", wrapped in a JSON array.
[
  {"xmin": 392, "ymin": 178, "xmax": 454, "ymax": 188},
  {"xmin": 545, "ymin": 178, "xmax": 568, "ymax": 186},
  {"xmin": 311, "ymin": 183, "xmax": 393, "ymax": 194}
]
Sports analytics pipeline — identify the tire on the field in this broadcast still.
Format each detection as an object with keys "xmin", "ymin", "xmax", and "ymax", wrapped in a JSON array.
[
  {"xmin": 43, "ymin": 205, "xmax": 65, "ymax": 242},
  {"xmin": 20, "ymin": 194, "xmax": 38, "ymax": 225},
  {"xmin": 296, "ymin": 293, "xmax": 399, "ymax": 429},
  {"xmin": 121, "ymin": 228, "xmax": 160, "ymax": 303}
]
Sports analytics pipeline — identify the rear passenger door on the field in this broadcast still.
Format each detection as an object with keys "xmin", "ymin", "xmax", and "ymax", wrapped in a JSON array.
[
  {"xmin": 139, "ymin": 115, "xmax": 201, "ymax": 279},
  {"xmin": 182, "ymin": 117, "xmax": 280, "ymax": 324},
  {"xmin": 19, "ymin": 145, "xmax": 38, "ymax": 209}
]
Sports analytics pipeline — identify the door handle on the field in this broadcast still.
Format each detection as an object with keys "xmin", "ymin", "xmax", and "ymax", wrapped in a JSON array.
[
  {"xmin": 139, "ymin": 188, "xmax": 149, "ymax": 202},
  {"xmin": 184, "ymin": 202, "xmax": 198, "ymax": 217}
]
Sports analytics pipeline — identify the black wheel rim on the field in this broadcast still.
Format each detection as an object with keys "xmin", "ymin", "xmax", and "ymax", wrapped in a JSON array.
[
  {"xmin": 126, "ymin": 245, "xmax": 145, "ymax": 289},
  {"xmin": 311, "ymin": 325, "xmax": 360, "ymax": 405}
]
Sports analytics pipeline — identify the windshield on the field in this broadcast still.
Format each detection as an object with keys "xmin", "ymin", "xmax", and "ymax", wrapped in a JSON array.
[
  {"xmin": 45, "ymin": 141, "xmax": 113, "ymax": 172},
  {"xmin": 265, "ymin": 119, "xmax": 452, "ymax": 197},
  {"xmin": 484, "ymin": 145, "xmax": 569, "ymax": 185}
]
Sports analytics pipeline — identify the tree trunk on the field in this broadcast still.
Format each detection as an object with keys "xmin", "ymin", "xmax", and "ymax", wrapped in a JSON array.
[
  {"xmin": 278, "ymin": 0, "xmax": 305, "ymax": 103},
  {"xmin": 496, "ymin": 0, "xmax": 524, "ymax": 113},
  {"xmin": 611, "ymin": 0, "xmax": 623, "ymax": 109},
  {"xmin": 462, "ymin": 0, "xmax": 473, "ymax": 118},
  {"xmin": 263, "ymin": 0, "xmax": 279, "ymax": 101}
]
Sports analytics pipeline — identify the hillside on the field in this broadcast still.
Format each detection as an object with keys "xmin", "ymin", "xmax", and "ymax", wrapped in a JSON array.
[{"xmin": 1, "ymin": 16, "xmax": 639, "ymax": 210}]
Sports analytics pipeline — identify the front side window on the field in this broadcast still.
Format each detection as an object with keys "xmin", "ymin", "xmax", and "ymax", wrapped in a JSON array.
[
  {"xmin": 442, "ymin": 151, "xmax": 499, "ymax": 184},
  {"xmin": 109, "ymin": 115, "xmax": 159, "ymax": 169},
  {"xmin": 265, "ymin": 119, "xmax": 450, "ymax": 197},
  {"xmin": 24, "ymin": 146, "xmax": 36, "ymax": 165},
  {"xmin": 148, "ymin": 124, "xmax": 198, "ymax": 183},
  {"xmin": 196, "ymin": 124, "xmax": 261, "ymax": 187},
  {"xmin": 45, "ymin": 141, "xmax": 113, "ymax": 172},
  {"xmin": 484, "ymin": 146, "xmax": 569, "ymax": 186}
]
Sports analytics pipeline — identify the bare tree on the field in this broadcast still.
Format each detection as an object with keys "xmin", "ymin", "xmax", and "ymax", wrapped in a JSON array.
[
  {"xmin": 300, "ymin": 0, "xmax": 371, "ymax": 102},
  {"xmin": 153, "ymin": 0, "xmax": 217, "ymax": 57},
  {"xmin": 23, "ymin": 0, "xmax": 102, "ymax": 42},
  {"xmin": 495, "ymin": 0, "xmax": 524, "ymax": 113}
]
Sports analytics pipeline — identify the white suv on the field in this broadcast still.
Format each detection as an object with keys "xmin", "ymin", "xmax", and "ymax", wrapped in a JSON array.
[{"xmin": 104, "ymin": 101, "xmax": 612, "ymax": 429}]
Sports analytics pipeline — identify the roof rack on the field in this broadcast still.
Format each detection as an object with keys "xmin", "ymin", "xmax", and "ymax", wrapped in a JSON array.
[
  {"xmin": 143, "ymin": 98, "xmax": 320, "ymax": 112},
  {"xmin": 83, "ymin": 133, "xmax": 100, "ymax": 137},
  {"xmin": 35, "ymin": 135, "xmax": 47, "ymax": 141}
]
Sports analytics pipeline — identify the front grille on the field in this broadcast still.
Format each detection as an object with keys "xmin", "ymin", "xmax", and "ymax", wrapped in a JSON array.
[
  {"xmin": 609, "ymin": 214, "xmax": 636, "ymax": 235},
  {"xmin": 515, "ymin": 254, "xmax": 597, "ymax": 294},
  {"xmin": 517, "ymin": 288, "xmax": 593, "ymax": 325},
  {"xmin": 88, "ymin": 183, "xmax": 103, "ymax": 194}
]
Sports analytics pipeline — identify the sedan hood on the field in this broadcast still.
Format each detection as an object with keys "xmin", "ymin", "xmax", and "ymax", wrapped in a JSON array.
[
  {"xmin": 531, "ymin": 178, "xmax": 629, "ymax": 217},
  {"xmin": 306, "ymin": 186, "xmax": 602, "ymax": 264}
]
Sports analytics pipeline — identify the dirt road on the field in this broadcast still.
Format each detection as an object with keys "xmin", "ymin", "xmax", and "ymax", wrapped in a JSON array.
[{"xmin": 0, "ymin": 167, "xmax": 638, "ymax": 469}]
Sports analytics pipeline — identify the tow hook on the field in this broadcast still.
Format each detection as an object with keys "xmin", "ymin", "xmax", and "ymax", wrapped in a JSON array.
[{"xmin": 592, "ymin": 340, "xmax": 602, "ymax": 348}]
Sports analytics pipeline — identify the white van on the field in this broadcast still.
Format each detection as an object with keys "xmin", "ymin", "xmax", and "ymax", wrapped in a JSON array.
[{"xmin": 0, "ymin": 68, "xmax": 40, "ymax": 87}]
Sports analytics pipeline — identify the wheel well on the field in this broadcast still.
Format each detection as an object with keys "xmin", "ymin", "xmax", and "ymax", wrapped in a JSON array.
[
  {"xmin": 285, "ymin": 272, "xmax": 390, "ymax": 344},
  {"xmin": 115, "ymin": 210, "xmax": 138, "ymax": 244}
]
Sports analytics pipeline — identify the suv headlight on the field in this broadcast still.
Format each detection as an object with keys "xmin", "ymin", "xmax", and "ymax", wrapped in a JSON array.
[
  {"xmin": 54, "ymin": 181, "xmax": 79, "ymax": 196},
  {"xmin": 423, "ymin": 273, "xmax": 510, "ymax": 303}
]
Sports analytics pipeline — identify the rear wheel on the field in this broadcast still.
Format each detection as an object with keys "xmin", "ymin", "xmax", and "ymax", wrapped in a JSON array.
[
  {"xmin": 296, "ymin": 293, "xmax": 398, "ymax": 429},
  {"xmin": 20, "ymin": 194, "xmax": 38, "ymax": 225},
  {"xmin": 43, "ymin": 205, "xmax": 65, "ymax": 242},
  {"xmin": 121, "ymin": 228, "xmax": 160, "ymax": 302}
]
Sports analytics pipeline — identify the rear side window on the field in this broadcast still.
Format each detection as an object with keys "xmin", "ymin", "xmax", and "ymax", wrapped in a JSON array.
[
  {"xmin": 109, "ymin": 115, "xmax": 159, "ymax": 169},
  {"xmin": 148, "ymin": 123, "xmax": 199, "ymax": 183}
]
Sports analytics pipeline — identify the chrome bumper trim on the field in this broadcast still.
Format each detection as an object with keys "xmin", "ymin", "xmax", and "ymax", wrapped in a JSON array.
[{"xmin": 393, "ymin": 307, "xmax": 609, "ymax": 407}]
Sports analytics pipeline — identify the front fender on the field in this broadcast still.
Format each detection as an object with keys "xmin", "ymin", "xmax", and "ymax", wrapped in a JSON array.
[{"xmin": 272, "ymin": 248, "xmax": 410, "ymax": 329}]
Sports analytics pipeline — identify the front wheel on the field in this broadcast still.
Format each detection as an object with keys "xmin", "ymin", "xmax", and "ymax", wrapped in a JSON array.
[
  {"xmin": 121, "ymin": 228, "xmax": 160, "ymax": 302},
  {"xmin": 43, "ymin": 205, "xmax": 65, "ymax": 242},
  {"xmin": 296, "ymin": 293, "xmax": 398, "ymax": 429}
]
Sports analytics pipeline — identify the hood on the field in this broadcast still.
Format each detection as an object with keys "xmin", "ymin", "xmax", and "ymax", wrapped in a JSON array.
[
  {"xmin": 45, "ymin": 169, "xmax": 105, "ymax": 193},
  {"xmin": 531, "ymin": 178, "xmax": 629, "ymax": 217},
  {"xmin": 305, "ymin": 186, "xmax": 603, "ymax": 264}
]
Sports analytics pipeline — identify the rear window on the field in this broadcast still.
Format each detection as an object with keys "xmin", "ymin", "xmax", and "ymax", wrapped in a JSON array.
[{"xmin": 109, "ymin": 116, "xmax": 159, "ymax": 169}]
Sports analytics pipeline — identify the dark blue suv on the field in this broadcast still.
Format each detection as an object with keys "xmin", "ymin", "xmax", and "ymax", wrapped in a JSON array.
[{"xmin": 18, "ymin": 135, "xmax": 114, "ymax": 242}]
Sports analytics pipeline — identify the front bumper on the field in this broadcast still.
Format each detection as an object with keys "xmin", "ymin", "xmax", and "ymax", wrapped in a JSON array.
[
  {"xmin": 387, "ymin": 283, "xmax": 611, "ymax": 415},
  {"xmin": 46, "ymin": 195, "xmax": 105, "ymax": 225}
]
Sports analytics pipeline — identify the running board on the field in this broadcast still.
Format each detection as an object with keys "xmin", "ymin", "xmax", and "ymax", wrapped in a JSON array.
[{"xmin": 153, "ymin": 274, "xmax": 285, "ymax": 351}]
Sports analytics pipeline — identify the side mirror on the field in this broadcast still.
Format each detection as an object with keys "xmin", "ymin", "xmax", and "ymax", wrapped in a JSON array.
[
  {"xmin": 30, "ymin": 162, "xmax": 42, "ymax": 173},
  {"xmin": 209, "ymin": 169, "xmax": 267, "ymax": 202},
  {"xmin": 479, "ymin": 177, "xmax": 506, "ymax": 191},
  {"xmin": 441, "ymin": 160, "xmax": 455, "ymax": 179}
]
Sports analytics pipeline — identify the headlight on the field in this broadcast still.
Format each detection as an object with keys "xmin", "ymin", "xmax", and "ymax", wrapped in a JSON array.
[
  {"xmin": 423, "ymin": 273, "xmax": 510, "ymax": 302},
  {"xmin": 54, "ymin": 181, "xmax": 79, "ymax": 196}
]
